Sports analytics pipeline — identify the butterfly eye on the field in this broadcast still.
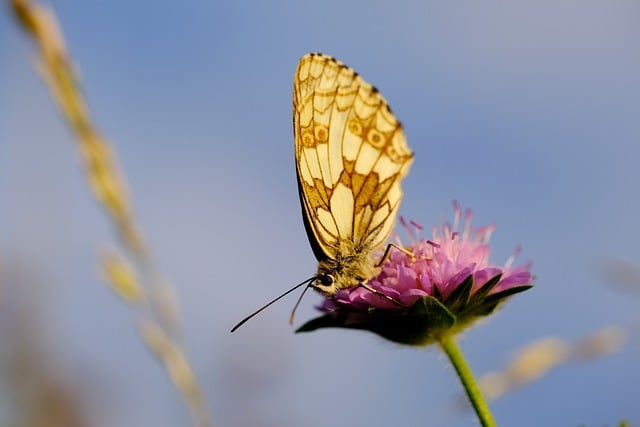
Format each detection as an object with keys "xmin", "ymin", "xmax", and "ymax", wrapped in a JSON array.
[{"xmin": 316, "ymin": 274, "xmax": 334, "ymax": 288}]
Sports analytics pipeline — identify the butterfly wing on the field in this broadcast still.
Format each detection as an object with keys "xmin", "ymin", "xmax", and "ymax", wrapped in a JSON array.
[{"xmin": 293, "ymin": 53, "xmax": 413, "ymax": 262}]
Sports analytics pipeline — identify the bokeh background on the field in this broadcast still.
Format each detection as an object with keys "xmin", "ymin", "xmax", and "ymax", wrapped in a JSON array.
[{"xmin": 2, "ymin": 1, "xmax": 639, "ymax": 426}]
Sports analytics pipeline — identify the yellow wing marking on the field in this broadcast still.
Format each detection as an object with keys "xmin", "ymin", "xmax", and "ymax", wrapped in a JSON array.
[{"xmin": 294, "ymin": 53, "xmax": 413, "ymax": 260}]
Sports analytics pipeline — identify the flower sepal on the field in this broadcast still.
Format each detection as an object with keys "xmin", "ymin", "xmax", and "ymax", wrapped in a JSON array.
[{"xmin": 297, "ymin": 295, "xmax": 455, "ymax": 346}]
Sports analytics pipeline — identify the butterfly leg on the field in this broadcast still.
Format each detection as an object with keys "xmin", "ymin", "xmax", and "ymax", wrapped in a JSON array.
[
  {"xmin": 375, "ymin": 243, "xmax": 415, "ymax": 268},
  {"xmin": 359, "ymin": 282, "xmax": 407, "ymax": 307}
]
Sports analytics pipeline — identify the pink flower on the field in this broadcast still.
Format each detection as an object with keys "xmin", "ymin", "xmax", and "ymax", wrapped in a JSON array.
[{"xmin": 298, "ymin": 202, "xmax": 533, "ymax": 345}]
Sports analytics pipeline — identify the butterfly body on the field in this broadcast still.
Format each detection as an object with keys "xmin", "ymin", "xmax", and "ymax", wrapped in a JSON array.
[
  {"xmin": 313, "ymin": 241, "xmax": 376, "ymax": 295},
  {"xmin": 293, "ymin": 53, "xmax": 413, "ymax": 296}
]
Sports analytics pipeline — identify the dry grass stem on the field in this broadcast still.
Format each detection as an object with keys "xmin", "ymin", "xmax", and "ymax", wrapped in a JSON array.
[
  {"xmin": 478, "ymin": 326, "xmax": 628, "ymax": 401},
  {"xmin": 10, "ymin": 0, "xmax": 213, "ymax": 425}
]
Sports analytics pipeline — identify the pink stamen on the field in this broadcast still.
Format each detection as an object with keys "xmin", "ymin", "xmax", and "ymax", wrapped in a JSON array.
[
  {"xmin": 426, "ymin": 240, "xmax": 440, "ymax": 248},
  {"xmin": 399, "ymin": 216, "xmax": 408, "ymax": 228},
  {"xmin": 463, "ymin": 208, "xmax": 473, "ymax": 239},
  {"xmin": 443, "ymin": 223, "xmax": 453, "ymax": 240},
  {"xmin": 482, "ymin": 225, "xmax": 496, "ymax": 244},
  {"xmin": 452, "ymin": 200, "xmax": 461, "ymax": 231},
  {"xmin": 504, "ymin": 245, "xmax": 522, "ymax": 268},
  {"xmin": 400, "ymin": 216, "xmax": 422, "ymax": 242},
  {"xmin": 465, "ymin": 208, "xmax": 473, "ymax": 222}
]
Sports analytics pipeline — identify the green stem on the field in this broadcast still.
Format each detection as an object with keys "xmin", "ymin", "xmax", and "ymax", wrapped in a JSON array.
[{"xmin": 439, "ymin": 334, "xmax": 496, "ymax": 427}]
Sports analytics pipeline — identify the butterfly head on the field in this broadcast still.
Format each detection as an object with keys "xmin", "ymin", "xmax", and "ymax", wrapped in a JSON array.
[
  {"xmin": 313, "ymin": 252, "xmax": 376, "ymax": 296},
  {"xmin": 312, "ymin": 273, "xmax": 337, "ymax": 295}
]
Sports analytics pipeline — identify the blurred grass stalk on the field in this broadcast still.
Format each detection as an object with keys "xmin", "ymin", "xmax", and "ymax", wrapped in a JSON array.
[
  {"xmin": 10, "ymin": 1, "xmax": 212, "ymax": 426},
  {"xmin": 478, "ymin": 325, "xmax": 627, "ymax": 402}
]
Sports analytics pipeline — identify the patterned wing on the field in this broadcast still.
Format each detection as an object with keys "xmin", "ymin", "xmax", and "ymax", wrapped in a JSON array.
[{"xmin": 293, "ymin": 53, "xmax": 413, "ymax": 262}]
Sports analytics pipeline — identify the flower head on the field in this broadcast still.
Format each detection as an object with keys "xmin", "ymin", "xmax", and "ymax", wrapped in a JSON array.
[{"xmin": 298, "ymin": 202, "xmax": 533, "ymax": 345}]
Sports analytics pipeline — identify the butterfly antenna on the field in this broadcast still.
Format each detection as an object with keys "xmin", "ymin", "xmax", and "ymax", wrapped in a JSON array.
[
  {"xmin": 289, "ymin": 281, "xmax": 315, "ymax": 325},
  {"xmin": 231, "ymin": 277, "xmax": 316, "ymax": 332}
]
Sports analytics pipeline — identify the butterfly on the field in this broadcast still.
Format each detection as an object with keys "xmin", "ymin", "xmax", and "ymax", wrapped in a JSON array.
[{"xmin": 232, "ymin": 53, "xmax": 413, "ymax": 331}]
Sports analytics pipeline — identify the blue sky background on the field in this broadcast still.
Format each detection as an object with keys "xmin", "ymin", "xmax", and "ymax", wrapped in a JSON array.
[{"xmin": 1, "ymin": 1, "xmax": 639, "ymax": 426}]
